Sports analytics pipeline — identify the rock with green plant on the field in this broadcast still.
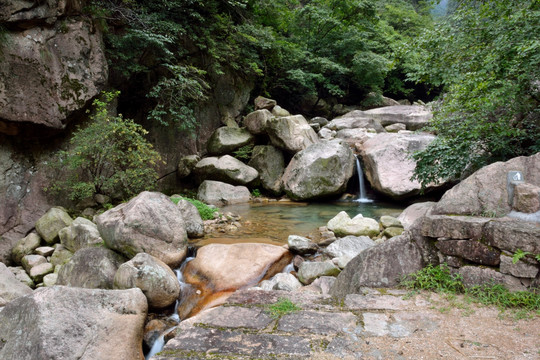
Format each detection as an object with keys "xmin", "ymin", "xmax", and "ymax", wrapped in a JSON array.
[
  {"xmin": 282, "ymin": 139, "xmax": 355, "ymax": 201},
  {"xmin": 172, "ymin": 198, "xmax": 204, "ymax": 238},
  {"xmin": 58, "ymin": 217, "xmax": 103, "ymax": 253},
  {"xmin": 35, "ymin": 207, "xmax": 73, "ymax": 245},
  {"xmin": 206, "ymin": 127, "xmax": 254, "ymax": 156},
  {"xmin": 11, "ymin": 233, "xmax": 41, "ymax": 265},
  {"xmin": 96, "ymin": 191, "xmax": 188, "ymax": 268}
]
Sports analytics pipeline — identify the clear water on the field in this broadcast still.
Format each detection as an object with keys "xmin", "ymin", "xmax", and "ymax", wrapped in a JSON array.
[{"xmin": 199, "ymin": 200, "xmax": 406, "ymax": 245}]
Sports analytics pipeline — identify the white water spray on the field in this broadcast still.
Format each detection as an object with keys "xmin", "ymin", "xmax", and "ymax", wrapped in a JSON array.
[{"xmin": 354, "ymin": 157, "xmax": 373, "ymax": 203}]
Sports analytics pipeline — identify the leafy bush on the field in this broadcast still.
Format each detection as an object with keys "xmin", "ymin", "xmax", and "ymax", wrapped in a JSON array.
[
  {"xmin": 47, "ymin": 91, "xmax": 161, "ymax": 201},
  {"xmin": 232, "ymin": 144, "xmax": 254, "ymax": 162}
]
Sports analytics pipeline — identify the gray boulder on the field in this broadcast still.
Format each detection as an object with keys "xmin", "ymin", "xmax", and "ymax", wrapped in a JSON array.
[
  {"xmin": 58, "ymin": 217, "xmax": 103, "ymax": 253},
  {"xmin": 56, "ymin": 247, "xmax": 125, "ymax": 289},
  {"xmin": 0, "ymin": 263, "xmax": 33, "ymax": 306},
  {"xmin": 248, "ymin": 145, "xmax": 285, "ymax": 195},
  {"xmin": 324, "ymin": 110, "xmax": 385, "ymax": 132},
  {"xmin": 282, "ymin": 140, "xmax": 355, "ymax": 200},
  {"xmin": 243, "ymin": 109, "xmax": 273, "ymax": 135},
  {"xmin": 0, "ymin": 286, "xmax": 147, "ymax": 360},
  {"xmin": 359, "ymin": 132, "xmax": 439, "ymax": 199},
  {"xmin": 259, "ymin": 273, "xmax": 303, "ymax": 291},
  {"xmin": 21, "ymin": 254, "xmax": 47, "ymax": 273},
  {"xmin": 297, "ymin": 261, "xmax": 341, "ymax": 285},
  {"xmin": 433, "ymin": 152, "xmax": 540, "ymax": 216},
  {"xmin": 326, "ymin": 212, "xmax": 380, "ymax": 238},
  {"xmin": 197, "ymin": 180, "xmax": 251, "ymax": 206},
  {"xmin": 96, "ymin": 191, "xmax": 188, "ymax": 268},
  {"xmin": 175, "ymin": 199, "xmax": 204, "ymax": 238},
  {"xmin": 35, "ymin": 207, "xmax": 73, "ymax": 244},
  {"xmin": 207, "ymin": 127, "xmax": 254, "ymax": 155},
  {"xmin": 254, "ymin": 96, "xmax": 276, "ymax": 110},
  {"xmin": 397, "ymin": 202, "xmax": 436, "ymax": 230},
  {"xmin": 29, "ymin": 262, "xmax": 54, "ymax": 283},
  {"xmin": 50, "ymin": 244, "xmax": 73, "ymax": 267},
  {"xmin": 114, "ymin": 253, "xmax": 180, "ymax": 308},
  {"xmin": 287, "ymin": 235, "xmax": 318, "ymax": 255},
  {"xmin": 458, "ymin": 266, "xmax": 527, "ymax": 292},
  {"xmin": 11, "ymin": 233, "xmax": 41, "ymax": 264},
  {"xmin": 272, "ymin": 105, "xmax": 291, "ymax": 117},
  {"xmin": 177, "ymin": 155, "xmax": 200, "ymax": 178},
  {"xmin": 266, "ymin": 115, "xmax": 319, "ymax": 154},
  {"xmin": 324, "ymin": 235, "xmax": 375, "ymax": 259},
  {"xmin": 435, "ymin": 239, "xmax": 500, "ymax": 266},
  {"xmin": 363, "ymin": 105, "xmax": 433, "ymax": 130},
  {"xmin": 193, "ymin": 155, "xmax": 259, "ymax": 186},
  {"xmin": 331, "ymin": 234, "xmax": 424, "ymax": 296},
  {"xmin": 483, "ymin": 218, "xmax": 540, "ymax": 254}
]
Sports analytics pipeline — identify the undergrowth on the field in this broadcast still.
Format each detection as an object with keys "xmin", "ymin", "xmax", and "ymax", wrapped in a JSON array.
[
  {"xmin": 266, "ymin": 298, "xmax": 301, "ymax": 319},
  {"xmin": 171, "ymin": 195, "xmax": 216, "ymax": 220},
  {"xmin": 402, "ymin": 264, "xmax": 540, "ymax": 314}
]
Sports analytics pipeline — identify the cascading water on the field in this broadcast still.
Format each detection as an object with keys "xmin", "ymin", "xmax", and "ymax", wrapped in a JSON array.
[{"xmin": 354, "ymin": 157, "xmax": 373, "ymax": 203}]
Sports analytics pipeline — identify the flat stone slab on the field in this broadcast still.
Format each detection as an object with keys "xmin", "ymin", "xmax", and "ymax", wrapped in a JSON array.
[
  {"xmin": 277, "ymin": 310, "xmax": 357, "ymax": 335},
  {"xmin": 189, "ymin": 306, "xmax": 273, "ymax": 330},
  {"xmin": 345, "ymin": 294, "xmax": 429, "ymax": 311}
]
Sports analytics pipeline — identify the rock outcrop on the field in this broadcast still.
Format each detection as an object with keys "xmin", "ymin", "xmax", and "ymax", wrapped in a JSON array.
[
  {"xmin": 248, "ymin": 145, "xmax": 285, "ymax": 195},
  {"xmin": 206, "ymin": 127, "xmax": 254, "ymax": 155},
  {"xmin": 282, "ymin": 139, "xmax": 355, "ymax": 200},
  {"xmin": 0, "ymin": 286, "xmax": 147, "ymax": 360},
  {"xmin": 197, "ymin": 180, "xmax": 251, "ymax": 206},
  {"xmin": 363, "ymin": 105, "xmax": 432, "ymax": 130},
  {"xmin": 266, "ymin": 115, "xmax": 319, "ymax": 154},
  {"xmin": 96, "ymin": 191, "xmax": 188, "ymax": 268}
]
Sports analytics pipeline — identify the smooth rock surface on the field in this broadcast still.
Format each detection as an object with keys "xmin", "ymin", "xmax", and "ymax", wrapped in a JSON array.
[
  {"xmin": 512, "ymin": 182, "xmax": 540, "ymax": 213},
  {"xmin": 206, "ymin": 127, "xmax": 254, "ymax": 155},
  {"xmin": 0, "ymin": 263, "xmax": 33, "ymax": 306},
  {"xmin": 56, "ymin": 247, "xmax": 125, "ymax": 289},
  {"xmin": 458, "ymin": 266, "xmax": 527, "ymax": 292},
  {"xmin": 359, "ymin": 132, "xmax": 438, "ymax": 199},
  {"xmin": 398, "ymin": 201, "xmax": 436, "ymax": 229},
  {"xmin": 499, "ymin": 255, "xmax": 539, "ymax": 279},
  {"xmin": 0, "ymin": 286, "xmax": 147, "ymax": 360},
  {"xmin": 266, "ymin": 115, "xmax": 319, "ymax": 154},
  {"xmin": 58, "ymin": 217, "xmax": 103, "ymax": 253},
  {"xmin": 324, "ymin": 235, "xmax": 375, "ymax": 259},
  {"xmin": 363, "ymin": 105, "xmax": 433, "ymax": 130},
  {"xmin": 327, "ymin": 211, "xmax": 380, "ymax": 238},
  {"xmin": 287, "ymin": 235, "xmax": 318, "ymax": 255},
  {"xmin": 197, "ymin": 180, "xmax": 251, "ymax": 206},
  {"xmin": 96, "ymin": 191, "xmax": 188, "ymax": 268},
  {"xmin": 259, "ymin": 273, "xmax": 303, "ymax": 292},
  {"xmin": 114, "ymin": 253, "xmax": 180, "ymax": 308},
  {"xmin": 282, "ymin": 139, "xmax": 355, "ymax": 200},
  {"xmin": 324, "ymin": 110, "xmax": 385, "ymax": 132},
  {"xmin": 421, "ymin": 215, "xmax": 490, "ymax": 240},
  {"xmin": 193, "ymin": 155, "xmax": 259, "ymax": 186},
  {"xmin": 243, "ymin": 109, "xmax": 273, "ymax": 135},
  {"xmin": 35, "ymin": 207, "xmax": 73, "ymax": 244},
  {"xmin": 297, "ymin": 261, "xmax": 341, "ymax": 285}
]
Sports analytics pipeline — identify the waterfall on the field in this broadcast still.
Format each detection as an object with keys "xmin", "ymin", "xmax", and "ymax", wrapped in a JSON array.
[{"xmin": 354, "ymin": 157, "xmax": 373, "ymax": 203}]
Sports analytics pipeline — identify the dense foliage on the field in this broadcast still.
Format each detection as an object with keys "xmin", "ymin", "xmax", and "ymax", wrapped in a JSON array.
[
  {"xmin": 48, "ymin": 92, "xmax": 161, "ymax": 201},
  {"xmin": 409, "ymin": 0, "xmax": 540, "ymax": 186}
]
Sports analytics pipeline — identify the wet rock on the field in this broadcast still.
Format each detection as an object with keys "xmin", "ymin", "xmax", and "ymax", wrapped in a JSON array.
[
  {"xmin": 359, "ymin": 132, "xmax": 440, "ymax": 199},
  {"xmin": 499, "ymin": 255, "xmax": 539, "ymax": 279},
  {"xmin": 331, "ymin": 234, "xmax": 423, "ymax": 296},
  {"xmin": 35, "ymin": 207, "xmax": 73, "ymax": 244},
  {"xmin": 0, "ymin": 263, "xmax": 33, "ymax": 306},
  {"xmin": 197, "ymin": 180, "xmax": 251, "ymax": 206},
  {"xmin": 0, "ymin": 286, "xmax": 147, "ymax": 360},
  {"xmin": 483, "ymin": 218, "xmax": 540, "ymax": 254},
  {"xmin": 422, "ymin": 215, "xmax": 490, "ymax": 240},
  {"xmin": 58, "ymin": 217, "xmax": 103, "ymax": 253},
  {"xmin": 324, "ymin": 235, "xmax": 375, "ymax": 259},
  {"xmin": 56, "ymin": 247, "xmax": 125, "ymax": 289},
  {"xmin": 206, "ymin": 127, "xmax": 254, "ymax": 155},
  {"xmin": 433, "ymin": 152, "xmax": 540, "ymax": 216},
  {"xmin": 248, "ymin": 145, "xmax": 285, "ymax": 195},
  {"xmin": 193, "ymin": 155, "xmax": 259, "ymax": 186},
  {"xmin": 436, "ymin": 239, "xmax": 500, "ymax": 266},
  {"xmin": 254, "ymin": 96, "xmax": 277, "ymax": 111},
  {"xmin": 177, "ymin": 154, "xmax": 200, "ymax": 178},
  {"xmin": 327, "ymin": 211, "xmax": 380, "ymax": 238},
  {"xmin": 96, "ymin": 191, "xmax": 188, "ymax": 268},
  {"xmin": 243, "ymin": 109, "xmax": 273, "ymax": 135},
  {"xmin": 114, "ymin": 253, "xmax": 180, "ymax": 309},
  {"xmin": 266, "ymin": 115, "xmax": 319, "ymax": 154},
  {"xmin": 259, "ymin": 273, "xmax": 303, "ymax": 292},
  {"xmin": 11, "ymin": 233, "xmax": 41, "ymax": 264},
  {"xmin": 282, "ymin": 139, "xmax": 355, "ymax": 200},
  {"xmin": 297, "ymin": 261, "xmax": 341, "ymax": 285},
  {"xmin": 287, "ymin": 235, "xmax": 318, "ymax": 255},
  {"xmin": 397, "ymin": 201, "xmax": 436, "ymax": 229},
  {"xmin": 363, "ymin": 105, "xmax": 433, "ymax": 130},
  {"xmin": 175, "ymin": 199, "xmax": 204, "ymax": 238}
]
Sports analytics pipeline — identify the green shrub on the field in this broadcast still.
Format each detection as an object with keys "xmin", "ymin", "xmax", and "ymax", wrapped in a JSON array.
[
  {"xmin": 171, "ymin": 196, "xmax": 216, "ymax": 220},
  {"xmin": 232, "ymin": 144, "xmax": 254, "ymax": 162},
  {"xmin": 266, "ymin": 297, "xmax": 301, "ymax": 319},
  {"xmin": 251, "ymin": 188, "xmax": 261, "ymax": 198},
  {"xmin": 47, "ymin": 91, "xmax": 161, "ymax": 202}
]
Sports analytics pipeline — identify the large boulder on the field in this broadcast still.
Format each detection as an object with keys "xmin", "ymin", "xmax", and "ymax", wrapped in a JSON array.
[
  {"xmin": 35, "ymin": 207, "xmax": 73, "ymax": 244},
  {"xmin": 248, "ymin": 145, "xmax": 285, "ymax": 195},
  {"xmin": 56, "ymin": 247, "xmax": 126, "ymax": 289},
  {"xmin": 433, "ymin": 153, "xmax": 540, "ymax": 216},
  {"xmin": 324, "ymin": 235, "xmax": 375, "ymax": 259},
  {"xmin": 114, "ymin": 253, "xmax": 180, "ymax": 309},
  {"xmin": 327, "ymin": 211, "xmax": 380, "ymax": 238},
  {"xmin": 363, "ymin": 105, "xmax": 433, "ymax": 130},
  {"xmin": 0, "ymin": 286, "xmax": 147, "ymax": 360},
  {"xmin": 197, "ymin": 180, "xmax": 251, "ymax": 206},
  {"xmin": 324, "ymin": 110, "xmax": 385, "ymax": 132},
  {"xmin": 0, "ymin": 19, "xmax": 108, "ymax": 134},
  {"xmin": 282, "ymin": 139, "xmax": 355, "ymax": 200},
  {"xmin": 483, "ymin": 218, "xmax": 540, "ymax": 254},
  {"xmin": 175, "ymin": 199, "xmax": 204, "ymax": 238},
  {"xmin": 297, "ymin": 261, "xmax": 341, "ymax": 285},
  {"xmin": 266, "ymin": 115, "xmax": 319, "ymax": 154},
  {"xmin": 11, "ymin": 232, "xmax": 41, "ymax": 264},
  {"xmin": 0, "ymin": 263, "xmax": 33, "ymax": 306},
  {"xmin": 397, "ymin": 202, "xmax": 436, "ymax": 230},
  {"xmin": 359, "ymin": 132, "xmax": 439, "ymax": 199},
  {"xmin": 243, "ymin": 109, "xmax": 273, "ymax": 135},
  {"xmin": 193, "ymin": 155, "xmax": 259, "ymax": 186},
  {"xmin": 58, "ymin": 217, "xmax": 103, "ymax": 253},
  {"xmin": 331, "ymin": 234, "xmax": 424, "ymax": 296},
  {"xmin": 206, "ymin": 127, "xmax": 254, "ymax": 155},
  {"xmin": 96, "ymin": 191, "xmax": 188, "ymax": 268}
]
